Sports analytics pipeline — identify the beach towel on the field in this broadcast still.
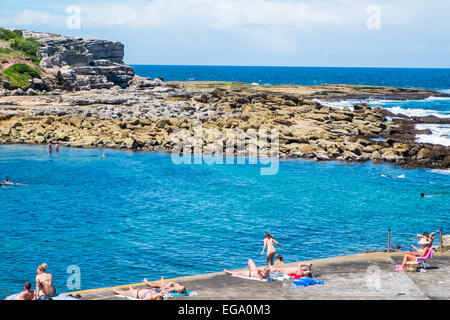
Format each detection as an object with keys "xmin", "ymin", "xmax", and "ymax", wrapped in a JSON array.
[
  {"xmin": 291, "ymin": 277, "xmax": 324, "ymax": 287},
  {"xmin": 52, "ymin": 294, "xmax": 79, "ymax": 300},
  {"xmin": 5, "ymin": 293, "xmax": 78, "ymax": 300},
  {"xmin": 170, "ymin": 290, "xmax": 198, "ymax": 297},
  {"xmin": 5, "ymin": 293, "xmax": 19, "ymax": 300},
  {"xmin": 231, "ymin": 274, "xmax": 290, "ymax": 282}
]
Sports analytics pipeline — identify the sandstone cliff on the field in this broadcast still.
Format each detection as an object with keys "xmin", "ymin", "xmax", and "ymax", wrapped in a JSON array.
[{"xmin": 22, "ymin": 31, "xmax": 135, "ymax": 91}]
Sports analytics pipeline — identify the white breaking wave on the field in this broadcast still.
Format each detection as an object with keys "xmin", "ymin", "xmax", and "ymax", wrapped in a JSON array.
[
  {"xmin": 312, "ymin": 99, "xmax": 355, "ymax": 110},
  {"xmin": 428, "ymin": 169, "xmax": 450, "ymax": 175},
  {"xmin": 385, "ymin": 106, "xmax": 450, "ymax": 118},
  {"xmin": 415, "ymin": 124, "xmax": 450, "ymax": 147}
]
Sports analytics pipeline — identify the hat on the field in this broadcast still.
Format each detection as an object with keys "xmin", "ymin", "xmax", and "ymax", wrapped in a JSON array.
[{"xmin": 418, "ymin": 238, "xmax": 429, "ymax": 245}]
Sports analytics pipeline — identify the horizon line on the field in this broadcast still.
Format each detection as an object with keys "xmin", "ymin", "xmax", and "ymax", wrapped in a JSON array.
[{"xmin": 127, "ymin": 64, "xmax": 450, "ymax": 69}]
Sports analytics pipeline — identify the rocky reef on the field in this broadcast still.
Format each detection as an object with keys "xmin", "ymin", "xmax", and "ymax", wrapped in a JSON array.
[{"xmin": 0, "ymin": 82, "xmax": 448, "ymax": 169}]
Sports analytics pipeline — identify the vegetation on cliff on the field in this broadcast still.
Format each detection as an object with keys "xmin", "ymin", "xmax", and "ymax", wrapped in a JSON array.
[{"xmin": 2, "ymin": 63, "xmax": 41, "ymax": 89}]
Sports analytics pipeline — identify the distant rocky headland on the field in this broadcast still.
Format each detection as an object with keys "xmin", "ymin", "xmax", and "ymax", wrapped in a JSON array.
[{"xmin": 0, "ymin": 29, "xmax": 448, "ymax": 169}]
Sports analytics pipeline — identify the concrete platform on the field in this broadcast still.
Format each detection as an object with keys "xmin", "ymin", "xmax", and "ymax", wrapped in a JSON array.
[{"xmin": 66, "ymin": 252, "xmax": 450, "ymax": 300}]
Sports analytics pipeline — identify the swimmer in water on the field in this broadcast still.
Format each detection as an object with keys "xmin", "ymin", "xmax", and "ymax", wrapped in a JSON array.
[
  {"xmin": 55, "ymin": 144, "xmax": 60, "ymax": 152},
  {"xmin": 421, "ymin": 193, "xmax": 440, "ymax": 198},
  {"xmin": 379, "ymin": 174, "xmax": 387, "ymax": 177},
  {"xmin": 3, "ymin": 178, "xmax": 14, "ymax": 185},
  {"xmin": 48, "ymin": 143, "xmax": 52, "ymax": 152}
]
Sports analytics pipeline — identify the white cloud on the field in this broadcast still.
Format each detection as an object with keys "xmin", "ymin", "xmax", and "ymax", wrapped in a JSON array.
[{"xmin": 4, "ymin": 9, "xmax": 65, "ymax": 26}]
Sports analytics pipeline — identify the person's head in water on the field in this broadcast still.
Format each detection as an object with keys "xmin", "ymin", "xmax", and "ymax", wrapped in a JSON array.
[
  {"xmin": 423, "ymin": 232, "xmax": 429, "ymax": 237},
  {"xmin": 24, "ymin": 281, "xmax": 32, "ymax": 291},
  {"xmin": 276, "ymin": 255, "xmax": 283, "ymax": 262},
  {"xmin": 421, "ymin": 193, "xmax": 425, "ymax": 197},
  {"xmin": 265, "ymin": 233, "xmax": 273, "ymax": 239}
]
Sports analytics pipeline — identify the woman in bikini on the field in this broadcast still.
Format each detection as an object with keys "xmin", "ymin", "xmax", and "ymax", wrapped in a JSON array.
[
  {"xmin": 223, "ymin": 259, "xmax": 271, "ymax": 280},
  {"xmin": 400, "ymin": 238, "xmax": 430, "ymax": 269},
  {"xmin": 270, "ymin": 263, "xmax": 314, "ymax": 278},
  {"xmin": 144, "ymin": 276, "xmax": 187, "ymax": 295},
  {"xmin": 261, "ymin": 233, "xmax": 281, "ymax": 265},
  {"xmin": 35, "ymin": 263, "xmax": 56, "ymax": 299},
  {"xmin": 112, "ymin": 286, "xmax": 163, "ymax": 300}
]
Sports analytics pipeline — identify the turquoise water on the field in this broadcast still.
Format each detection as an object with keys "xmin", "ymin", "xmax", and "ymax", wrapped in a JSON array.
[{"xmin": 1, "ymin": 145, "xmax": 448, "ymax": 297}]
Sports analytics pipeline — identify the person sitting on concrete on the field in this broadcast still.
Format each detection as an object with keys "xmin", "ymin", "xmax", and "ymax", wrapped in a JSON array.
[
  {"xmin": 144, "ymin": 276, "xmax": 187, "ymax": 295},
  {"xmin": 274, "ymin": 255, "xmax": 284, "ymax": 265},
  {"xmin": 4, "ymin": 281, "xmax": 35, "ymax": 300},
  {"xmin": 400, "ymin": 238, "xmax": 430, "ymax": 269}
]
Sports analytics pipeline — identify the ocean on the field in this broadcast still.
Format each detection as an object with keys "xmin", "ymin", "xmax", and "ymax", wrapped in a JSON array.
[{"xmin": 1, "ymin": 66, "xmax": 449, "ymax": 298}]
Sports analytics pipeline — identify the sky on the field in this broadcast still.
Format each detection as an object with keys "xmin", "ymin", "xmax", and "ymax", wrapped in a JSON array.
[{"xmin": 0, "ymin": 0, "xmax": 449, "ymax": 67}]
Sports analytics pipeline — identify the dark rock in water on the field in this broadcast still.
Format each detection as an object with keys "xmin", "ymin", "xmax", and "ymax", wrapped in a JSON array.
[
  {"xmin": 414, "ymin": 129, "xmax": 433, "ymax": 135},
  {"xmin": 412, "ymin": 115, "xmax": 450, "ymax": 124}
]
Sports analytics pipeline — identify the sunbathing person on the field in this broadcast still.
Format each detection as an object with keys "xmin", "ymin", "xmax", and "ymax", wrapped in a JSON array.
[
  {"xmin": 223, "ymin": 259, "xmax": 271, "ymax": 280},
  {"xmin": 35, "ymin": 263, "xmax": 56, "ymax": 299},
  {"xmin": 144, "ymin": 276, "xmax": 187, "ymax": 295},
  {"xmin": 270, "ymin": 263, "xmax": 314, "ymax": 278},
  {"xmin": 4, "ymin": 281, "xmax": 35, "ymax": 300},
  {"xmin": 400, "ymin": 238, "xmax": 430, "ymax": 269},
  {"xmin": 112, "ymin": 286, "xmax": 163, "ymax": 300},
  {"xmin": 261, "ymin": 233, "xmax": 281, "ymax": 265}
]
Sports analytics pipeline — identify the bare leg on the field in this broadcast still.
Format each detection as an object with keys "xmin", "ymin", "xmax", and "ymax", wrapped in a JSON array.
[
  {"xmin": 144, "ymin": 277, "xmax": 164, "ymax": 289},
  {"xmin": 248, "ymin": 259, "xmax": 259, "ymax": 273},
  {"xmin": 113, "ymin": 286, "xmax": 135, "ymax": 296},
  {"xmin": 401, "ymin": 253, "xmax": 416, "ymax": 267}
]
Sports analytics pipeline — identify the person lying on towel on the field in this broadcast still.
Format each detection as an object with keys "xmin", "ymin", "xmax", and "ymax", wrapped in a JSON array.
[
  {"xmin": 144, "ymin": 276, "xmax": 187, "ymax": 295},
  {"xmin": 112, "ymin": 285, "xmax": 164, "ymax": 300},
  {"xmin": 270, "ymin": 263, "xmax": 314, "ymax": 279},
  {"xmin": 223, "ymin": 259, "xmax": 271, "ymax": 280}
]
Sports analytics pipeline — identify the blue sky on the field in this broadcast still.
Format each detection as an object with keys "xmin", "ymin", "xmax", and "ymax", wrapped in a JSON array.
[{"xmin": 1, "ymin": 0, "xmax": 449, "ymax": 67}]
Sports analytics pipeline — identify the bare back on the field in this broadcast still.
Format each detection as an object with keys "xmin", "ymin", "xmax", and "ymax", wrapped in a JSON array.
[{"xmin": 36, "ymin": 273, "xmax": 56, "ymax": 297}]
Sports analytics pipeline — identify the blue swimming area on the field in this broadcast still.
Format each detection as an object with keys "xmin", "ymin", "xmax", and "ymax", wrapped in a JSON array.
[
  {"xmin": 132, "ymin": 65, "xmax": 450, "ymax": 90},
  {"xmin": 1, "ymin": 145, "xmax": 448, "ymax": 297}
]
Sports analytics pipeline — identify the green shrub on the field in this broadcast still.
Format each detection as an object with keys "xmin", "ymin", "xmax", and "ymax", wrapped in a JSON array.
[
  {"xmin": 2, "ymin": 63, "xmax": 41, "ymax": 89},
  {"xmin": 10, "ymin": 38, "xmax": 40, "ymax": 56},
  {"xmin": 12, "ymin": 29, "xmax": 23, "ymax": 38},
  {"xmin": 0, "ymin": 28, "xmax": 22, "ymax": 41}
]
